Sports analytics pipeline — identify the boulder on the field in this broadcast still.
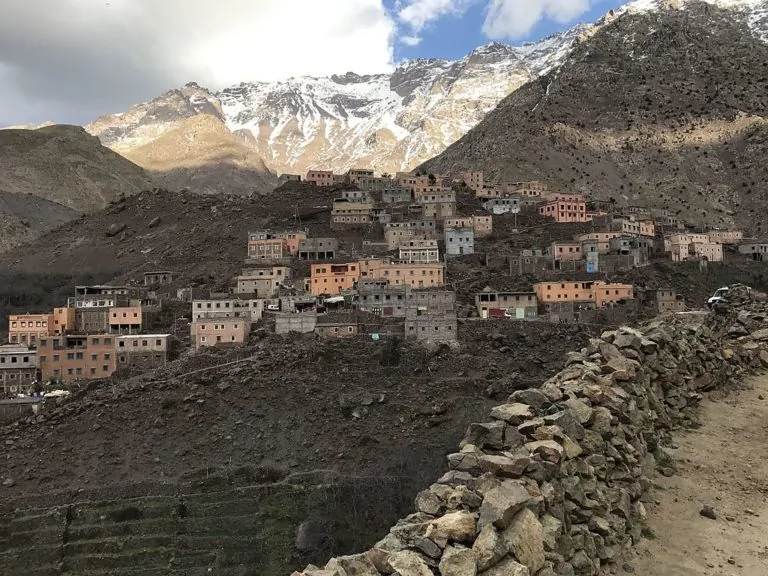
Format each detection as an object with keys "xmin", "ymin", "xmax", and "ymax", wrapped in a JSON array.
[
  {"xmin": 106, "ymin": 222, "xmax": 126, "ymax": 237},
  {"xmin": 415, "ymin": 489, "xmax": 443, "ymax": 515},
  {"xmin": 388, "ymin": 551, "xmax": 433, "ymax": 576},
  {"xmin": 425, "ymin": 511, "xmax": 477, "ymax": 547},
  {"xmin": 479, "ymin": 450, "xmax": 530, "ymax": 478},
  {"xmin": 502, "ymin": 509, "xmax": 545, "ymax": 574},
  {"xmin": 472, "ymin": 524, "xmax": 508, "ymax": 571},
  {"xmin": 563, "ymin": 398, "xmax": 593, "ymax": 425},
  {"xmin": 540, "ymin": 514, "xmax": 563, "ymax": 552},
  {"xmin": 525, "ymin": 440, "xmax": 564, "ymax": 464},
  {"xmin": 490, "ymin": 403, "xmax": 534, "ymax": 425},
  {"xmin": 479, "ymin": 481, "xmax": 531, "ymax": 529},
  {"xmin": 462, "ymin": 421, "xmax": 505, "ymax": 450},
  {"xmin": 325, "ymin": 554, "xmax": 380, "ymax": 576},
  {"xmin": 439, "ymin": 546, "xmax": 477, "ymax": 576},
  {"xmin": 477, "ymin": 557, "xmax": 530, "ymax": 576},
  {"xmin": 509, "ymin": 389, "xmax": 551, "ymax": 409}
]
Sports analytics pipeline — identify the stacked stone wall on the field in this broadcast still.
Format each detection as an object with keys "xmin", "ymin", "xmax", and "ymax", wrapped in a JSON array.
[{"xmin": 294, "ymin": 286, "xmax": 768, "ymax": 576}]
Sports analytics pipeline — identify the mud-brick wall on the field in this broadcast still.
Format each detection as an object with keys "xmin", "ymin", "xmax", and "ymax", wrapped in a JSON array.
[{"xmin": 294, "ymin": 289, "xmax": 768, "ymax": 576}]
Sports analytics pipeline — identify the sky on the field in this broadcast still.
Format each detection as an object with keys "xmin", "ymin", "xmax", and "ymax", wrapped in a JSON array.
[{"xmin": 0, "ymin": 0, "xmax": 616, "ymax": 127}]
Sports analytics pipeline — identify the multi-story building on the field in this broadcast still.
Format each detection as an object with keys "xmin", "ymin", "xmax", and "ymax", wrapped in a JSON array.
[
  {"xmin": 475, "ymin": 290, "xmax": 538, "ymax": 319},
  {"xmin": 640, "ymin": 289, "xmax": 685, "ymax": 314},
  {"xmin": 551, "ymin": 241, "xmax": 582, "ymax": 262},
  {"xmin": 0, "ymin": 345, "xmax": 37, "ymax": 396},
  {"xmin": 116, "ymin": 334, "xmax": 171, "ymax": 370},
  {"xmin": 357, "ymin": 283, "xmax": 410, "ymax": 317},
  {"xmin": 413, "ymin": 186, "xmax": 454, "ymax": 202},
  {"xmin": 365, "ymin": 261, "xmax": 445, "ymax": 289},
  {"xmin": 539, "ymin": 194, "xmax": 589, "ymax": 223},
  {"xmin": 406, "ymin": 290, "xmax": 456, "ymax": 314},
  {"xmin": 445, "ymin": 227, "xmax": 475, "ymax": 256},
  {"xmin": 331, "ymin": 202, "xmax": 374, "ymax": 227},
  {"xmin": 306, "ymin": 170, "xmax": 334, "ymax": 186},
  {"xmin": 405, "ymin": 310, "xmax": 457, "ymax": 342},
  {"xmin": 356, "ymin": 176, "xmax": 392, "ymax": 192},
  {"xmin": 503, "ymin": 181, "xmax": 548, "ymax": 197},
  {"xmin": 247, "ymin": 231, "xmax": 287, "ymax": 261},
  {"xmin": 461, "ymin": 171, "xmax": 484, "ymax": 193},
  {"xmin": 8, "ymin": 314, "xmax": 54, "ymax": 346},
  {"xmin": 666, "ymin": 234, "xmax": 723, "ymax": 262},
  {"xmin": 192, "ymin": 298, "xmax": 264, "ymax": 323},
  {"xmin": 443, "ymin": 215, "xmax": 493, "ymax": 238},
  {"xmin": 533, "ymin": 281, "xmax": 634, "ymax": 308},
  {"xmin": 235, "ymin": 266, "xmax": 289, "ymax": 297},
  {"xmin": 52, "ymin": 307, "xmax": 76, "ymax": 334},
  {"xmin": 315, "ymin": 314, "xmax": 359, "ymax": 339},
  {"xmin": 190, "ymin": 319, "xmax": 251, "ymax": 351},
  {"xmin": 574, "ymin": 232, "xmax": 625, "ymax": 254},
  {"xmin": 308, "ymin": 262, "xmax": 361, "ymax": 295},
  {"xmin": 276, "ymin": 231, "xmax": 307, "ymax": 256},
  {"xmin": 382, "ymin": 186, "xmax": 412, "ymax": 204},
  {"xmin": 483, "ymin": 197, "xmax": 521, "ymax": 215},
  {"xmin": 419, "ymin": 200, "xmax": 456, "ymax": 220},
  {"xmin": 339, "ymin": 190, "xmax": 374, "ymax": 203},
  {"xmin": 345, "ymin": 168, "xmax": 375, "ymax": 185},
  {"xmin": 399, "ymin": 238, "xmax": 440, "ymax": 264},
  {"xmin": 708, "ymin": 230, "xmax": 743, "ymax": 245},
  {"xmin": 108, "ymin": 306, "xmax": 143, "ymax": 334},
  {"xmin": 298, "ymin": 238, "xmax": 339, "ymax": 260},
  {"xmin": 639, "ymin": 220, "xmax": 655, "ymax": 237},
  {"xmin": 37, "ymin": 334, "xmax": 117, "ymax": 382}
]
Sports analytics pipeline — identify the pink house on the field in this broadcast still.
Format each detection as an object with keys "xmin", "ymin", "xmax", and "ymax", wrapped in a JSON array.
[
  {"xmin": 190, "ymin": 319, "xmax": 251, "ymax": 350},
  {"xmin": 539, "ymin": 194, "xmax": 589, "ymax": 223}
]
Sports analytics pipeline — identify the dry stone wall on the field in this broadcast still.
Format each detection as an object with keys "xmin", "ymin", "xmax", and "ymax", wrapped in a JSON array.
[{"xmin": 293, "ymin": 285, "xmax": 768, "ymax": 576}]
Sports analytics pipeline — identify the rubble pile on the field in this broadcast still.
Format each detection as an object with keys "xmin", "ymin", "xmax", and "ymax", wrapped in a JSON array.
[{"xmin": 292, "ymin": 285, "xmax": 768, "ymax": 576}]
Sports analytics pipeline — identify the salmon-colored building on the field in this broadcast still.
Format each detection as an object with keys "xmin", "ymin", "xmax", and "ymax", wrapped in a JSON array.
[
  {"xmin": 707, "ymin": 230, "xmax": 743, "ymax": 245},
  {"xmin": 37, "ymin": 334, "xmax": 117, "ymax": 382},
  {"xmin": 306, "ymin": 170, "xmax": 334, "ymax": 187},
  {"xmin": 190, "ymin": 319, "xmax": 251, "ymax": 351},
  {"xmin": 539, "ymin": 194, "xmax": 589, "ymax": 223},
  {"xmin": 533, "ymin": 281, "xmax": 634, "ymax": 308},
  {"xmin": 108, "ymin": 306, "xmax": 143, "ymax": 334},
  {"xmin": 52, "ymin": 307, "xmax": 76, "ymax": 334},
  {"xmin": 366, "ymin": 262, "xmax": 445, "ymax": 289},
  {"xmin": 461, "ymin": 171, "xmax": 484, "ymax": 193},
  {"xmin": 309, "ymin": 262, "xmax": 361, "ymax": 295},
  {"xmin": 277, "ymin": 231, "xmax": 307, "ymax": 255},
  {"xmin": 551, "ymin": 241, "xmax": 582, "ymax": 261},
  {"xmin": 8, "ymin": 314, "xmax": 54, "ymax": 346}
]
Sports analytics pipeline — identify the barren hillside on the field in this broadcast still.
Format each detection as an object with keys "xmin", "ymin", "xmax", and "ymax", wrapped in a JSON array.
[{"xmin": 419, "ymin": 4, "xmax": 768, "ymax": 232}]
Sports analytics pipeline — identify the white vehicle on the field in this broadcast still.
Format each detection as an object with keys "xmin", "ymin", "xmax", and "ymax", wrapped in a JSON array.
[
  {"xmin": 266, "ymin": 304, "xmax": 279, "ymax": 312},
  {"xmin": 707, "ymin": 287, "xmax": 729, "ymax": 308}
]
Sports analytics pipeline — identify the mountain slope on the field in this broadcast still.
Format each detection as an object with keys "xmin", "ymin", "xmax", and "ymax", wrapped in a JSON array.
[
  {"xmin": 419, "ymin": 1, "xmax": 768, "ymax": 231},
  {"xmin": 87, "ymin": 28, "xmax": 590, "ymax": 177},
  {"xmin": 0, "ymin": 125, "xmax": 151, "ymax": 212},
  {"xmin": 123, "ymin": 114, "xmax": 277, "ymax": 195},
  {"xmin": 0, "ymin": 192, "xmax": 79, "ymax": 253}
]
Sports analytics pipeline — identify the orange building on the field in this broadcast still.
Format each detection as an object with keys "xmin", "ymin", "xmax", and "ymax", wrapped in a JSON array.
[
  {"xmin": 52, "ymin": 307, "xmax": 76, "ymax": 334},
  {"xmin": 539, "ymin": 194, "xmax": 589, "ymax": 223},
  {"xmin": 533, "ymin": 281, "xmax": 634, "ymax": 308},
  {"xmin": 8, "ymin": 314, "xmax": 54, "ymax": 346},
  {"xmin": 366, "ymin": 261, "xmax": 445, "ymax": 289},
  {"xmin": 37, "ymin": 334, "xmax": 117, "ymax": 382},
  {"xmin": 309, "ymin": 262, "xmax": 361, "ymax": 295},
  {"xmin": 108, "ymin": 306, "xmax": 143, "ymax": 334},
  {"xmin": 306, "ymin": 170, "xmax": 334, "ymax": 187},
  {"xmin": 276, "ymin": 231, "xmax": 307, "ymax": 255},
  {"xmin": 190, "ymin": 319, "xmax": 251, "ymax": 351}
]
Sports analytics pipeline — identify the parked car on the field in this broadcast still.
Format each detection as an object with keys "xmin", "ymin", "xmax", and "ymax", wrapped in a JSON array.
[{"xmin": 707, "ymin": 287, "xmax": 729, "ymax": 308}]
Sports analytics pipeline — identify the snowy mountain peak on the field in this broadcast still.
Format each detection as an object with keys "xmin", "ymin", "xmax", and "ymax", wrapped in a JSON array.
[{"xmin": 87, "ymin": 0, "xmax": 768, "ymax": 178}]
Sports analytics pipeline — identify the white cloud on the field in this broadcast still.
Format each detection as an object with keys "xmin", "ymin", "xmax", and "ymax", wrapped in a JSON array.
[
  {"xmin": 401, "ymin": 35, "xmax": 424, "ymax": 46},
  {"xmin": 397, "ymin": 0, "xmax": 475, "ymax": 32},
  {"xmin": 483, "ymin": 0, "xmax": 595, "ymax": 39},
  {"xmin": 0, "ymin": 0, "xmax": 395, "ymax": 126}
]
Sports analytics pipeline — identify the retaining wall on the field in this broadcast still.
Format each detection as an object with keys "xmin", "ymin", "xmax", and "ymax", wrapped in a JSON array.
[{"xmin": 293, "ymin": 286, "xmax": 768, "ymax": 575}]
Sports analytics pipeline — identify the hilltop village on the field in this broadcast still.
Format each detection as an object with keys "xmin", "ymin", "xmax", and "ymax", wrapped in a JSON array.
[{"xmin": 0, "ymin": 167, "xmax": 760, "ymax": 397}]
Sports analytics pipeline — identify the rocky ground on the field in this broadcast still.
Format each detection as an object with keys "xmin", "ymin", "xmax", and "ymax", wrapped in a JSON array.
[{"xmin": 629, "ymin": 373, "xmax": 768, "ymax": 575}]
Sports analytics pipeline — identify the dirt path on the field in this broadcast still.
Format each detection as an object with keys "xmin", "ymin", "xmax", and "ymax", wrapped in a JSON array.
[{"xmin": 627, "ymin": 374, "xmax": 768, "ymax": 575}]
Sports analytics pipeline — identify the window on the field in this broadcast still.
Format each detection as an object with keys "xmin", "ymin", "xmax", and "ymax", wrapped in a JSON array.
[
  {"xmin": 104, "ymin": 338, "xmax": 112, "ymax": 345},
  {"xmin": 103, "ymin": 365, "xmax": 109, "ymax": 372},
  {"xmin": 201, "ymin": 336, "xmax": 206, "ymax": 343},
  {"xmin": 67, "ymin": 368, "xmax": 73, "ymax": 376},
  {"xmin": 142, "ymin": 340, "xmax": 148, "ymax": 347},
  {"xmin": 76, "ymin": 353, "xmax": 83, "ymax": 360},
  {"xmin": 91, "ymin": 354, "xmax": 97, "ymax": 361},
  {"xmin": 156, "ymin": 339, "xmax": 162, "ymax": 346},
  {"xmin": 66, "ymin": 353, "xmax": 74, "ymax": 360}
]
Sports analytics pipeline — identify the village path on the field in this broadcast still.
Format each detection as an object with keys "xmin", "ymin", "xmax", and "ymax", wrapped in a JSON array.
[{"xmin": 626, "ymin": 373, "xmax": 768, "ymax": 575}]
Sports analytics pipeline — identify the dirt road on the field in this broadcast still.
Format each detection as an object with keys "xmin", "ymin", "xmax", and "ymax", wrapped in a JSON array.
[{"xmin": 627, "ymin": 374, "xmax": 768, "ymax": 575}]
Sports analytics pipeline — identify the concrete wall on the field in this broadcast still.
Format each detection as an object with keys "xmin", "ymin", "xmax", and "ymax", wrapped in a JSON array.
[
  {"xmin": 275, "ymin": 313, "xmax": 317, "ymax": 334},
  {"xmin": 294, "ymin": 286, "xmax": 768, "ymax": 576}
]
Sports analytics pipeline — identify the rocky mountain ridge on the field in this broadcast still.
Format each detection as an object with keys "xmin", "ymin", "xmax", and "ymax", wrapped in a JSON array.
[{"xmin": 419, "ymin": 1, "xmax": 768, "ymax": 231}]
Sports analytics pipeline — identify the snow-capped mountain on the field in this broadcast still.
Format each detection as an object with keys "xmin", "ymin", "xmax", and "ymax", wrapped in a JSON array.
[{"xmin": 87, "ymin": 0, "xmax": 768, "ymax": 178}]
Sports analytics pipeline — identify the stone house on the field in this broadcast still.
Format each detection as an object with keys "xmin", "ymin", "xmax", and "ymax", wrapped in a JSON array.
[
  {"xmin": 0, "ymin": 345, "xmax": 37, "ymax": 396},
  {"xmin": 508, "ymin": 249, "xmax": 554, "ymax": 276},
  {"xmin": 406, "ymin": 290, "xmax": 456, "ymax": 314},
  {"xmin": 551, "ymin": 241, "xmax": 582, "ymax": 262},
  {"xmin": 345, "ymin": 168, "xmax": 375, "ymax": 186},
  {"xmin": 298, "ymin": 238, "xmax": 339, "ymax": 260},
  {"xmin": 404, "ymin": 309, "xmax": 457, "ymax": 342},
  {"xmin": 444, "ymin": 215, "xmax": 492, "ymax": 238},
  {"xmin": 666, "ymin": 233, "xmax": 723, "ymax": 262},
  {"xmin": 277, "ymin": 173, "xmax": 301, "ymax": 183},
  {"xmin": 483, "ymin": 197, "xmax": 521, "ymax": 215},
  {"xmin": 235, "ymin": 266, "xmax": 289, "ymax": 297},
  {"xmin": 190, "ymin": 319, "xmax": 250, "ymax": 350},
  {"xmin": 502, "ymin": 180, "xmax": 548, "ymax": 197},
  {"xmin": 639, "ymin": 288, "xmax": 685, "ymax": 314},
  {"xmin": 116, "ymin": 334, "xmax": 171, "ymax": 370},
  {"xmin": 143, "ymin": 271, "xmax": 174, "ymax": 286},
  {"xmin": 737, "ymin": 242, "xmax": 768, "ymax": 261},
  {"xmin": 708, "ymin": 229, "xmax": 743, "ymax": 245},
  {"xmin": 357, "ymin": 283, "xmax": 410, "ymax": 317},
  {"xmin": 460, "ymin": 171, "xmax": 483, "ymax": 193},
  {"xmin": 339, "ymin": 190, "xmax": 374, "ymax": 203},
  {"xmin": 574, "ymin": 232, "xmax": 625, "ymax": 254},
  {"xmin": 475, "ymin": 289, "xmax": 538, "ymax": 319},
  {"xmin": 445, "ymin": 227, "xmax": 475, "ymax": 256},
  {"xmin": 382, "ymin": 187, "xmax": 412, "ymax": 203},
  {"xmin": 331, "ymin": 202, "xmax": 374, "ymax": 227},
  {"xmin": 385, "ymin": 228, "xmax": 437, "ymax": 251},
  {"xmin": 315, "ymin": 314, "xmax": 358, "ymax": 339},
  {"xmin": 275, "ymin": 312, "xmax": 317, "ymax": 334}
]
